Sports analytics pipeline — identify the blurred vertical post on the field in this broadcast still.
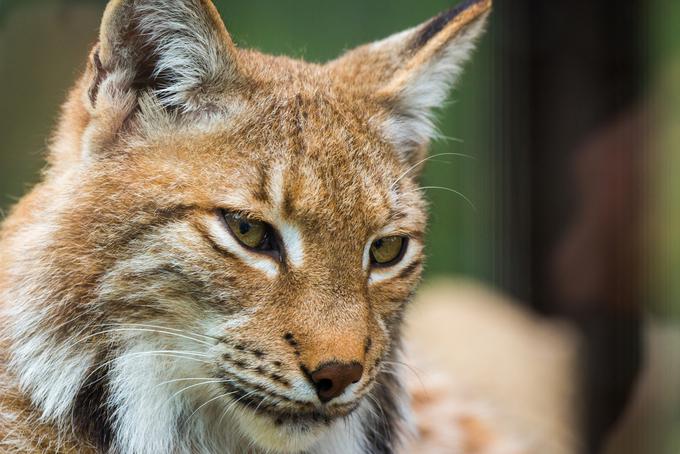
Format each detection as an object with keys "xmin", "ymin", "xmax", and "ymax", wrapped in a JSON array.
[{"xmin": 492, "ymin": 1, "xmax": 646, "ymax": 452}]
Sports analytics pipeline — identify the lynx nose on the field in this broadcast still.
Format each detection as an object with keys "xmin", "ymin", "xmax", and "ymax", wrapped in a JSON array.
[{"xmin": 310, "ymin": 362, "xmax": 364, "ymax": 403}]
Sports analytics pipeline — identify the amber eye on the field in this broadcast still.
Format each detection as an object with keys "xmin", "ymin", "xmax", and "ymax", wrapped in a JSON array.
[
  {"xmin": 222, "ymin": 211, "xmax": 271, "ymax": 250},
  {"xmin": 370, "ymin": 236, "xmax": 407, "ymax": 266}
]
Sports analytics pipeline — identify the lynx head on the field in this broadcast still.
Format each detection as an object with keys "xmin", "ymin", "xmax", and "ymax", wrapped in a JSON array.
[{"xmin": 1, "ymin": 0, "xmax": 490, "ymax": 452}]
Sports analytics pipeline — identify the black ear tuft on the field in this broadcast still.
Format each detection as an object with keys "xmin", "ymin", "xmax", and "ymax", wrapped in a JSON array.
[{"xmin": 416, "ymin": 0, "xmax": 485, "ymax": 48}]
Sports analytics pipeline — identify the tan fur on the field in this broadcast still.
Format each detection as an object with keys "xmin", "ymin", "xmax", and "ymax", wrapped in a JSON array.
[
  {"xmin": 405, "ymin": 280, "xmax": 582, "ymax": 454},
  {"xmin": 0, "ymin": 1, "xmax": 494, "ymax": 452}
]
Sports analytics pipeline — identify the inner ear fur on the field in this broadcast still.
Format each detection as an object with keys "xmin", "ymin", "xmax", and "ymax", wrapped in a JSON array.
[{"xmin": 88, "ymin": 0, "xmax": 239, "ymax": 113}]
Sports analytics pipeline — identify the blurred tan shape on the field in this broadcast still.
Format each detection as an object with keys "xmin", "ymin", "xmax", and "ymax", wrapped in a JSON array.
[{"xmin": 403, "ymin": 278, "xmax": 582, "ymax": 454}]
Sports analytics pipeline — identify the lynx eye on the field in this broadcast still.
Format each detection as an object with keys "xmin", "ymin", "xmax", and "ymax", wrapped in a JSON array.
[
  {"xmin": 370, "ymin": 236, "xmax": 407, "ymax": 266},
  {"xmin": 221, "ymin": 211, "xmax": 274, "ymax": 251}
]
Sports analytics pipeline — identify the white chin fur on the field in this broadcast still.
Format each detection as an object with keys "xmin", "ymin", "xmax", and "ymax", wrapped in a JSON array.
[
  {"xmin": 233, "ymin": 409, "xmax": 327, "ymax": 453},
  {"xmin": 232, "ymin": 402, "xmax": 371, "ymax": 454}
]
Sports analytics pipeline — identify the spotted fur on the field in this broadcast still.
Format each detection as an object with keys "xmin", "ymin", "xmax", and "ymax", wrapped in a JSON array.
[{"xmin": 0, "ymin": 0, "xmax": 491, "ymax": 452}]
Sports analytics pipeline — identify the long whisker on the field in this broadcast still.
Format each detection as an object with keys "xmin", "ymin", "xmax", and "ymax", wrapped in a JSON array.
[
  {"xmin": 389, "ymin": 152, "xmax": 475, "ymax": 190},
  {"xmin": 104, "ymin": 322, "xmax": 220, "ymax": 343},
  {"xmin": 366, "ymin": 393, "xmax": 387, "ymax": 422},
  {"xmin": 155, "ymin": 377, "xmax": 222, "ymax": 388},
  {"xmin": 79, "ymin": 350, "xmax": 213, "ymax": 394},
  {"xmin": 360, "ymin": 399, "xmax": 386, "ymax": 440},
  {"xmin": 68, "ymin": 327, "xmax": 215, "ymax": 348},
  {"xmin": 217, "ymin": 389, "xmax": 258, "ymax": 426},
  {"xmin": 54, "ymin": 323, "xmax": 217, "ymax": 368},
  {"xmin": 365, "ymin": 392, "xmax": 391, "ymax": 441},
  {"xmin": 187, "ymin": 390, "xmax": 241, "ymax": 425},
  {"xmin": 423, "ymin": 159, "xmax": 453, "ymax": 165},
  {"xmin": 39, "ymin": 305, "xmax": 98, "ymax": 339},
  {"xmin": 381, "ymin": 360, "xmax": 427, "ymax": 391},
  {"xmin": 434, "ymin": 134, "xmax": 465, "ymax": 144},
  {"xmin": 252, "ymin": 391, "xmax": 275, "ymax": 417},
  {"xmin": 165, "ymin": 380, "xmax": 227, "ymax": 406},
  {"xmin": 409, "ymin": 186, "xmax": 477, "ymax": 212}
]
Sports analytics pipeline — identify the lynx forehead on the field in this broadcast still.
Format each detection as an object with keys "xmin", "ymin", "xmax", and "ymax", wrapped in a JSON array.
[{"xmin": 0, "ymin": 0, "xmax": 491, "ymax": 453}]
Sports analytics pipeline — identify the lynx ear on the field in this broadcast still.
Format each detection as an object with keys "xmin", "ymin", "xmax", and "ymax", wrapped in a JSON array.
[
  {"xmin": 330, "ymin": 0, "xmax": 491, "ymax": 162},
  {"xmin": 88, "ymin": 0, "xmax": 238, "ymax": 113}
]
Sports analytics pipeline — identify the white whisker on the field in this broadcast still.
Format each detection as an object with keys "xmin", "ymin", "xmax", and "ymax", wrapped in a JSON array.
[
  {"xmin": 104, "ymin": 322, "xmax": 219, "ymax": 343},
  {"xmin": 79, "ymin": 351, "xmax": 212, "ymax": 393},
  {"xmin": 155, "ymin": 377, "xmax": 222, "ymax": 387},
  {"xmin": 186, "ymin": 390, "xmax": 240, "ymax": 424},
  {"xmin": 69, "ymin": 327, "xmax": 215, "ymax": 348},
  {"xmin": 409, "ymin": 185, "xmax": 477, "ymax": 212},
  {"xmin": 434, "ymin": 134, "xmax": 465, "ymax": 143},
  {"xmin": 164, "ymin": 379, "xmax": 227, "ymax": 406},
  {"xmin": 381, "ymin": 360, "xmax": 426, "ymax": 391},
  {"xmin": 365, "ymin": 392, "xmax": 391, "ymax": 441},
  {"xmin": 389, "ymin": 152, "xmax": 475, "ymax": 190},
  {"xmin": 217, "ymin": 389, "xmax": 258, "ymax": 426}
]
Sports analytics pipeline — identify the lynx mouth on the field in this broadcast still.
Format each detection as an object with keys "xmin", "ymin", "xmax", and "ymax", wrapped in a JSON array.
[
  {"xmin": 223, "ymin": 383, "xmax": 365, "ymax": 454},
  {"xmin": 220, "ymin": 382, "xmax": 362, "ymax": 426}
]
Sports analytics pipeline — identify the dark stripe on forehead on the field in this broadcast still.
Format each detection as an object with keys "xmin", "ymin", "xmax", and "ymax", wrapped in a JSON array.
[
  {"xmin": 292, "ymin": 94, "xmax": 308, "ymax": 155},
  {"xmin": 279, "ymin": 162, "xmax": 297, "ymax": 219},
  {"xmin": 252, "ymin": 162, "xmax": 271, "ymax": 204},
  {"xmin": 282, "ymin": 189, "xmax": 295, "ymax": 218}
]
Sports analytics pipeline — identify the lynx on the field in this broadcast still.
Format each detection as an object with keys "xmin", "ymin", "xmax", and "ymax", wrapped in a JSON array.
[{"xmin": 0, "ymin": 0, "xmax": 497, "ymax": 452}]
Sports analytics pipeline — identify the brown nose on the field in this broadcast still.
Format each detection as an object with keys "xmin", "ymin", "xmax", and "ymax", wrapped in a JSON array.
[{"xmin": 310, "ymin": 362, "xmax": 364, "ymax": 403}]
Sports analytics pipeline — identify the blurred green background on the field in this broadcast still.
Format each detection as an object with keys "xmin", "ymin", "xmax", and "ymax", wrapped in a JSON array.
[
  {"xmin": 650, "ymin": 1, "xmax": 680, "ymax": 322},
  {"xmin": 0, "ymin": 0, "xmax": 494, "ymax": 282}
]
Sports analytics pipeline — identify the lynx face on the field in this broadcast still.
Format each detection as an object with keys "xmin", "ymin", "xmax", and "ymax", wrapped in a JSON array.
[
  {"xmin": 85, "ymin": 85, "xmax": 429, "ymax": 450},
  {"xmin": 0, "ymin": 0, "xmax": 490, "ymax": 452}
]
